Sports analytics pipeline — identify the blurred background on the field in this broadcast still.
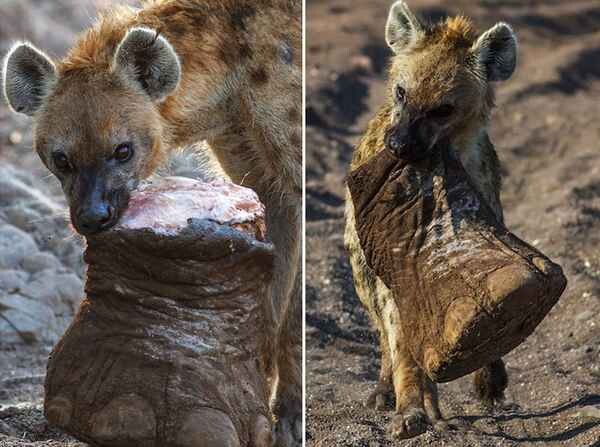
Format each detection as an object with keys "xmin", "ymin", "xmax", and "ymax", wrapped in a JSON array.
[
  {"xmin": 0, "ymin": 1, "xmax": 205, "ymax": 445},
  {"xmin": 306, "ymin": 0, "xmax": 600, "ymax": 445}
]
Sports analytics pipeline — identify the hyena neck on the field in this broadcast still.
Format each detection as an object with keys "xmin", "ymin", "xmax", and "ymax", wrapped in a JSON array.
[{"xmin": 450, "ymin": 123, "xmax": 491, "ymax": 163}]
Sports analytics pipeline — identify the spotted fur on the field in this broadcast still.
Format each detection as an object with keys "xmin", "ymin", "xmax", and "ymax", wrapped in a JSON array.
[
  {"xmin": 345, "ymin": 2, "xmax": 517, "ymax": 439},
  {"xmin": 3, "ymin": 1, "xmax": 302, "ymax": 444}
]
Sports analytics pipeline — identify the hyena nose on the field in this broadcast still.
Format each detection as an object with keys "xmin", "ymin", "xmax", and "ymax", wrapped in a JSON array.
[
  {"xmin": 385, "ymin": 124, "xmax": 410, "ymax": 156},
  {"xmin": 78, "ymin": 204, "xmax": 114, "ymax": 235}
]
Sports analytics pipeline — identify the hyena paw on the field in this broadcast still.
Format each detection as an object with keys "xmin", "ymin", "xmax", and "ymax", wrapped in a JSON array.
[
  {"xmin": 388, "ymin": 407, "xmax": 430, "ymax": 439},
  {"xmin": 365, "ymin": 382, "xmax": 394, "ymax": 410},
  {"xmin": 432, "ymin": 419, "xmax": 456, "ymax": 432},
  {"xmin": 273, "ymin": 413, "xmax": 302, "ymax": 447}
]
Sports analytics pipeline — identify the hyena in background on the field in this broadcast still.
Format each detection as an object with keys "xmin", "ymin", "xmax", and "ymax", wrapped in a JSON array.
[
  {"xmin": 344, "ymin": 1, "xmax": 517, "ymax": 439},
  {"xmin": 2, "ymin": 1, "xmax": 302, "ymax": 444}
]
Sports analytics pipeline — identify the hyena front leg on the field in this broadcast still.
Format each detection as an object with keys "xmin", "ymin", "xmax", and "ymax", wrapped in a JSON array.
[
  {"xmin": 377, "ymin": 280, "xmax": 449, "ymax": 436},
  {"xmin": 273, "ymin": 272, "xmax": 302, "ymax": 447},
  {"xmin": 348, "ymin": 266, "xmax": 394, "ymax": 411},
  {"xmin": 375, "ymin": 281, "xmax": 429, "ymax": 439},
  {"xmin": 263, "ymin": 194, "xmax": 302, "ymax": 447},
  {"xmin": 345, "ymin": 200, "xmax": 394, "ymax": 410},
  {"xmin": 366, "ymin": 334, "xmax": 394, "ymax": 410},
  {"xmin": 423, "ymin": 376, "xmax": 442, "ymax": 423},
  {"xmin": 424, "ymin": 375, "xmax": 455, "ymax": 433}
]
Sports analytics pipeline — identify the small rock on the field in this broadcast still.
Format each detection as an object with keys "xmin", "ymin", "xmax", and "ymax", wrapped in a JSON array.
[
  {"xmin": 21, "ymin": 251, "xmax": 61, "ymax": 273},
  {"xmin": 578, "ymin": 344, "xmax": 594, "ymax": 355},
  {"xmin": 0, "ymin": 419, "xmax": 17, "ymax": 437},
  {"xmin": 0, "ymin": 293, "xmax": 58, "ymax": 343},
  {"xmin": 56, "ymin": 272, "xmax": 84, "ymax": 310},
  {"xmin": 0, "ymin": 224, "xmax": 39, "ymax": 269},
  {"xmin": 20, "ymin": 270, "xmax": 83, "ymax": 314},
  {"xmin": 1, "ymin": 374, "xmax": 45, "ymax": 387},
  {"xmin": 32, "ymin": 421, "xmax": 49, "ymax": 434},
  {"xmin": 8, "ymin": 130, "xmax": 22, "ymax": 145},
  {"xmin": 4, "ymin": 205, "xmax": 43, "ymax": 233},
  {"xmin": 0, "ymin": 269, "xmax": 29, "ymax": 291},
  {"xmin": 575, "ymin": 310, "xmax": 594, "ymax": 322},
  {"xmin": 575, "ymin": 405, "xmax": 600, "ymax": 421},
  {"xmin": 350, "ymin": 55, "xmax": 373, "ymax": 72}
]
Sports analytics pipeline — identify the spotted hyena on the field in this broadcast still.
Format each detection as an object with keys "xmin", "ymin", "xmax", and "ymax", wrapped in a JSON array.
[
  {"xmin": 2, "ymin": 1, "xmax": 302, "ymax": 444},
  {"xmin": 345, "ymin": 1, "xmax": 517, "ymax": 439}
]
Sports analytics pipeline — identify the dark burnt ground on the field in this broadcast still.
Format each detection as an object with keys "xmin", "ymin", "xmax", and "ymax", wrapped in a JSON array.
[{"xmin": 306, "ymin": 1, "xmax": 600, "ymax": 446}]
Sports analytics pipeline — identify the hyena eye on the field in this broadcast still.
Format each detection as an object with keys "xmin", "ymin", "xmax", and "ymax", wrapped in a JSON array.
[
  {"xmin": 429, "ymin": 104, "xmax": 455, "ymax": 119},
  {"xmin": 113, "ymin": 143, "xmax": 134, "ymax": 163},
  {"xmin": 395, "ymin": 85, "xmax": 406, "ymax": 103},
  {"xmin": 52, "ymin": 151, "xmax": 71, "ymax": 173}
]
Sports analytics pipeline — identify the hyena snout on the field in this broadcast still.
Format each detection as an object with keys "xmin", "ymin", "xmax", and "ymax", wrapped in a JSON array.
[
  {"xmin": 384, "ymin": 114, "xmax": 430, "ymax": 160},
  {"xmin": 75, "ymin": 201, "xmax": 115, "ymax": 235},
  {"xmin": 70, "ymin": 175, "xmax": 128, "ymax": 236}
]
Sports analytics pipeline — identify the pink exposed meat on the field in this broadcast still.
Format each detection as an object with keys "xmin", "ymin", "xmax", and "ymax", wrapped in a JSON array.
[{"xmin": 119, "ymin": 177, "xmax": 266, "ymax": 239}]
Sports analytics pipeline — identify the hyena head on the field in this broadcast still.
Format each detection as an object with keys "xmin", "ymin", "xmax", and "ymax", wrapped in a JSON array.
[
  {"xmin": 2, "ymin": 28, "xmax": 181, "ymax": 235},
  {"xmin": 383, "ymin": 1, "xmax": 517, "ymax": 155}
]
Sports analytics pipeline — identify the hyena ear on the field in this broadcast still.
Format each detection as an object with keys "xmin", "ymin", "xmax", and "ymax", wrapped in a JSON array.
[
  {"xmin": 2, "ymin": 43, "xmax": 57, "ymax": 116},
  {"xmin": 385, "ymin": 1, "xmax": 424, "ymax": 53},
  {"xmin": 471, "ymin": 23, "xmax": 518, "ymax": 82},
  {"xmin": 113, "ymin": 27, "xmax": 181, "ymax": 102}
]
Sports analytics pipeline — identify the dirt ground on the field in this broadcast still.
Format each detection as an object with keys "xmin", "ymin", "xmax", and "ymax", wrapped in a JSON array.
[{"xmin": 306, "ymin": 0, "xmax": 600, "ymax": 446}]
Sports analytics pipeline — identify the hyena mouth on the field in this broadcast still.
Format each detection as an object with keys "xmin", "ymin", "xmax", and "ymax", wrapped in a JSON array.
[
  {"xmin": 384, "ymin": 125, "xmax": 418, "ymax": 160},
  {"xmin": 71, "ymin": 188, "xmax": 131, "ymax": 236},
  {"xmin": 384, "ymin": 125, "xmax": 448, "ymax": 162}
]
